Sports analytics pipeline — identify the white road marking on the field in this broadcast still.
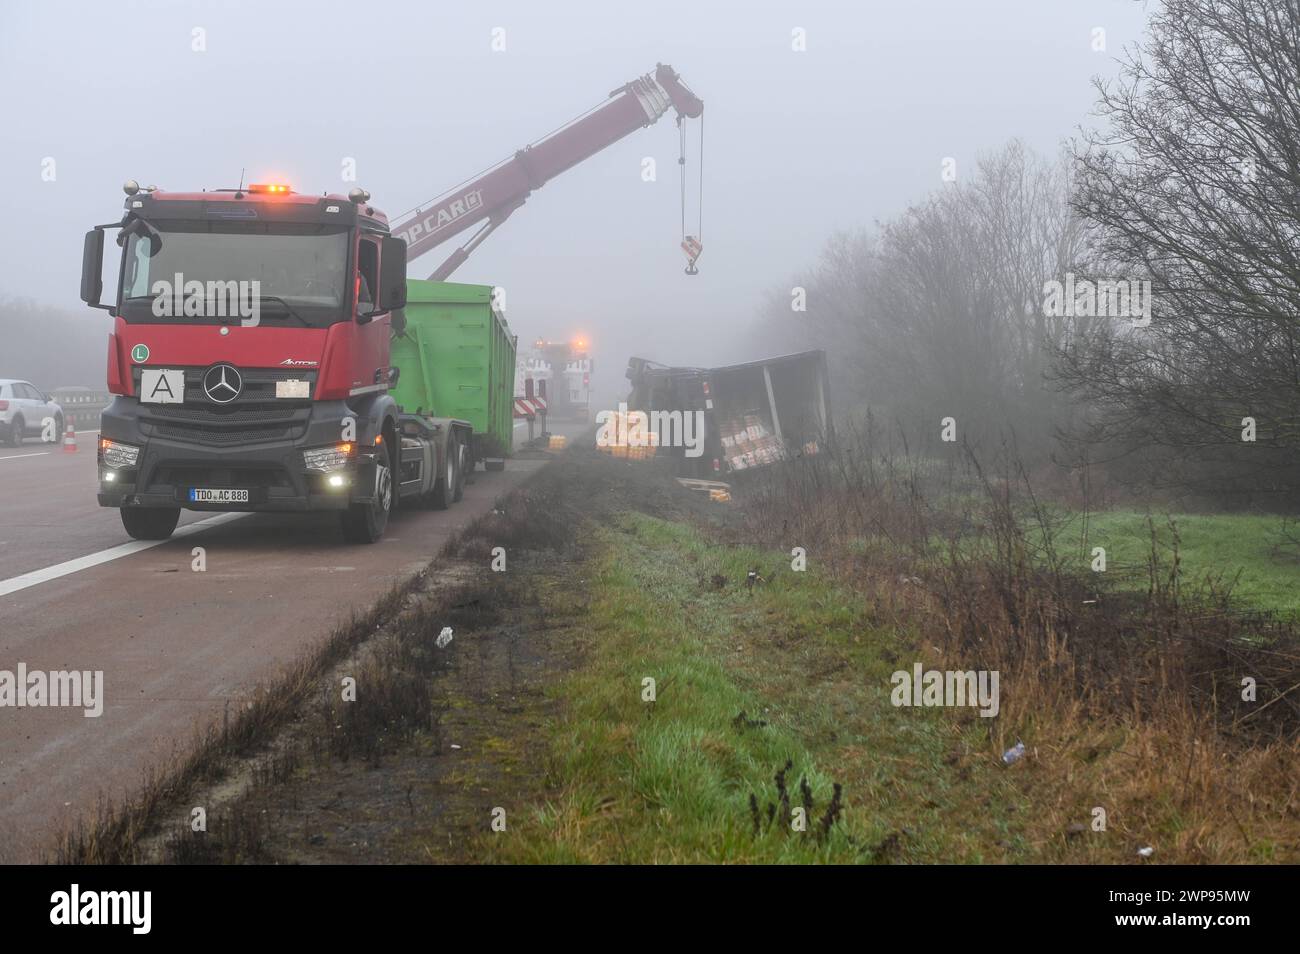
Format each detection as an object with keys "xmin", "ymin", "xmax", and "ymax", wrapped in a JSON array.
[
  {"xmin": 0, "ymin": 452, "xmax": 50, "ymax": 461},
  {"xmin": 0, "ymin": 512, "xmax": 247, "ymax": 598}
]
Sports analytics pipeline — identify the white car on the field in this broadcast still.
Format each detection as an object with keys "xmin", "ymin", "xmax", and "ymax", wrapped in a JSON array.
[{"xmin": 0, "ymin": 379, "xmax": 64, "ymax": 446}]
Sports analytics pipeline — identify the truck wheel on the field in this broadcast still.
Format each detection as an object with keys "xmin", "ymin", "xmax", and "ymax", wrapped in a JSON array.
[
  {"xmin": 341, "ymin": 453, "xmax": 393, "ymax": 543},
  {"xmin": 121, "ymin": 507, "xmax": 180, "ymax": 540},
  {"xmin": 428, "ymin": 435, "xmax": 459, "ymax": 510},
  {"xmin": 452, "ymin": 436, "xmax": 467, "ymax": 503}
]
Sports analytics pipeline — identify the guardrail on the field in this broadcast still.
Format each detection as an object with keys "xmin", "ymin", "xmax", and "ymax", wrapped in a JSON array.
[{"xmin": 51, "ymin": 389, "xmax": 110, "ymax": 431}]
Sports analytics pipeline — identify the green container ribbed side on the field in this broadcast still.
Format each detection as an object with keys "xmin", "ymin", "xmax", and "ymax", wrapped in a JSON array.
[{"xmin": 389, "ymin": 280, "xmax": 517, "ymax": 457}]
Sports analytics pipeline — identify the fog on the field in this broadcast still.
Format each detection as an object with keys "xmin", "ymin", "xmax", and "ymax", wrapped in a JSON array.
[{"xmin": 0, "ymin": 0, "xmax": 1150, "ymax": 402}]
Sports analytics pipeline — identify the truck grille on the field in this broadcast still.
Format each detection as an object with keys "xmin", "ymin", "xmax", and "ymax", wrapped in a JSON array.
[
  {"xmin": 152, "ymin": 422, "xmax": 297, "ymax": 445},
  {"xmin": 145, "ymin": 405, "xmax": 301, "ymax": 424},
  {"xmin": 134, "ymin": 366, "xmax": 315, "ymax": 445}
]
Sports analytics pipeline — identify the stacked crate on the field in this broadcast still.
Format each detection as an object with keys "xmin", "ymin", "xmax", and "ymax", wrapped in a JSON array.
[
  {"xmin": 596, "ymin": 410, "xmax": 658, "ymax": 460},
  {"xmin": 719, "ymin": 412, "xmax": 785, "ymax": 471}
]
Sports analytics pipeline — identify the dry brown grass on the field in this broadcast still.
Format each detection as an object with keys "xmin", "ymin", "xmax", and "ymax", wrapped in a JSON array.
[{"xmin": 739, "ymin": 422, "xmax": 1300, "ymax": 863}]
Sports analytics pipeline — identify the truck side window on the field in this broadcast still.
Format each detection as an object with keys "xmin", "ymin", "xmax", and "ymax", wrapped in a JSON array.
[
  {"xmin": 357, "ymin": 238, "xmax": 378, "ymax": 305},
  {"xmin": 125, "ymin": 238, "xmax": 151, "ymax": 299}
]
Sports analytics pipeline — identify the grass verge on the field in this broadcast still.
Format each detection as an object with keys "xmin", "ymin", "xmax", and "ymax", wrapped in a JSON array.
[
  {"xmin": 473, "ymin": 510, "xmax": 1023, "ymax": 863},
  {"xmin": 1067, "ymin": 510, "xmax": 1300, "ymax": 616}
]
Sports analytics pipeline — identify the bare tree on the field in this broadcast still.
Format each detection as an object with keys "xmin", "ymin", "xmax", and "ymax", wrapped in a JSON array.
[
  {"xmin": 1060, "ymin": 0, "xmax": 1300, "ymax": 502},
  {"xmin": 759, "ymin": 141, "xmax": 1082, "ymax": 458}
]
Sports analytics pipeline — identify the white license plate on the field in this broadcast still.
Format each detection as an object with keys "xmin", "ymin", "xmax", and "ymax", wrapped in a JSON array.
[
  {"xmin": 276, "ymin": 379, "xmax": 310, "ymax": 398},
  {"xmin": 189, "ymin": 488, "xmax": 250, "ymax": 503},
  {"xmin": 140, "ymin": 369, "xmax": 186, "ymax": 404}
]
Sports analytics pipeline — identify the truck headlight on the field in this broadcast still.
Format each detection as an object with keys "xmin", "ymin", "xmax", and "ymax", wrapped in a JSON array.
[
  {"xmin": 98, "ymin": 437, "xmax": 140, "ymax": 469},
  {"xmin": 303, "ymin": 442, "xmax": 354, "ymax": 473}
]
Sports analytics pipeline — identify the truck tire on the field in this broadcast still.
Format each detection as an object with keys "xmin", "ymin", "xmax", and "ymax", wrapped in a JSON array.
[
  {"xmin": 341, "ymin": 452, "xmax": 393, "ymax": 543},
  {"xmin": 121, "ymin": 507, "xmax": 180, "ymax": 540},
  {"xmin": 452, "ymin": 437, "xmax": 467, "ymax": 503},
  {"xmin": 428, "ymin": 434, "xmax": 460, "ymax": 510}
]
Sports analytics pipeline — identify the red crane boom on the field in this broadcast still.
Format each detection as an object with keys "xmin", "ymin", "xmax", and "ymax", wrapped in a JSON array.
[{"xmin": 391, "ymin": 63, "xmax": 704, "ymax": 281}]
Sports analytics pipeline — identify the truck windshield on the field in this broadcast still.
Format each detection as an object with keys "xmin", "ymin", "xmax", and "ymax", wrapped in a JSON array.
[{"xmin": 117, "ymin": 221, "xmax": 350, "ymax": 326}]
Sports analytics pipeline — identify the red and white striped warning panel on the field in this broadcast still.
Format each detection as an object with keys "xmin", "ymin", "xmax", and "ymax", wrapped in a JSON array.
[{"xmin": 514, "ymin": 398, "xmax": 548, "ymax": 418}]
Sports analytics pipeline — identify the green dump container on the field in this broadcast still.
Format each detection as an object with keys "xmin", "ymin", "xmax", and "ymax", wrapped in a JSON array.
[{"xmin": 390, "ymin": 280, "xmax": 517, "ymax": 460}]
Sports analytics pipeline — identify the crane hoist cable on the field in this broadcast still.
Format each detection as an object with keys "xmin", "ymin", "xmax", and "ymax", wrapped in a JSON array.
[
  {"xmin": 698, "ymin": 110, "xmax": 704, "ymax": 242},
  {"xmin": 679, "ymin": 110, "xmax": 704, "ymax": 275}
]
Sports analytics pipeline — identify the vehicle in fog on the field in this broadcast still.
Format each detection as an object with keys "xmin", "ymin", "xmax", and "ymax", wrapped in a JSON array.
[
  {"xmin": 0, "ymin": 378, "xmax": 63, "ymax": 446},
  {"xmin": 624, "ymin": 350, "xmax": 832, "ymax": 478},
  {"xmin": 80, "ymin": 181, "xmax": 502, "ymax": 544},
  {"xmin": 518, "ymin": 337, "xmax": 593, "ymax": 423}
]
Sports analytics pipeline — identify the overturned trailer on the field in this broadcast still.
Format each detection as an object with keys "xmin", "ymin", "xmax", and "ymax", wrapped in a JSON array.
[{"xmin": 624, "ymin": 350, "xmax": 832, "ymax": 479}]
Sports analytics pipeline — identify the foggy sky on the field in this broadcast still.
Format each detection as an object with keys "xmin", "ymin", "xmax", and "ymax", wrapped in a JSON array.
[{"xmin": 0, "ymin": 0, "xmax": 1152, "ymax": 403}]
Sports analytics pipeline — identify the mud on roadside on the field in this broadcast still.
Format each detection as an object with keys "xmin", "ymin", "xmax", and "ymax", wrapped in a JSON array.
[{"xmin": 158, "ymin": 563, "xmax": 584, "ymax": 864}]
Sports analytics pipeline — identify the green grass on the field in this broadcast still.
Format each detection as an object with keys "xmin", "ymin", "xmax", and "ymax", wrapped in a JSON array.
[
  {"xmin": 481, "ymin": 512, "xmax": 1025, "ymax": 864},
  {"xmin": 1048, "ymin": 510, "xmax": 1300, "ymax": 616}
]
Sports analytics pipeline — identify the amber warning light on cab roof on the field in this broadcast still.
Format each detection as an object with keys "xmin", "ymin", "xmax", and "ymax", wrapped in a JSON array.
[{"xmin": 248, "ymin": 183, "xmax": 291, "ymax": 194}]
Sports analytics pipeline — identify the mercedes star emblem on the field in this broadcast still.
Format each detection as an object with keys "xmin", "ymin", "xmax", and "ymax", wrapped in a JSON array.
[{"xmin": 202, "ymin": 364, "xmax": 243, "ymax": 404}]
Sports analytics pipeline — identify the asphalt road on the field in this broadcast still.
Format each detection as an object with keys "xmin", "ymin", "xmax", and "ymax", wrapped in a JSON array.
[{"xmin": 0, "ymin": 416, "xmax": 588, "ymax": 861}]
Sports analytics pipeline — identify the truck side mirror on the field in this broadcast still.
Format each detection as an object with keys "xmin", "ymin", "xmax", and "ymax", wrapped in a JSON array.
[
  {"xmin": 81, "ymin": 229, "xmax": 105, "ymax": 307},
  {"xmin": 380, "ymin": 236, "xmax": 408, "ymax": 312}
]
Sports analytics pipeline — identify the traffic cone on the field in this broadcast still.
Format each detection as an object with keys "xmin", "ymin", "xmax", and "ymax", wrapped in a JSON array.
[{"xmin": 62, "ymin": 426, "xmax": 77, "ymax": 453}]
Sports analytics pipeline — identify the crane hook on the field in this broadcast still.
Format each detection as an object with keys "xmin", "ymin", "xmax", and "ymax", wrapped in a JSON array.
[{"xmin": 681, "ymin": 235, "xmax": 702, "ymax": 275}]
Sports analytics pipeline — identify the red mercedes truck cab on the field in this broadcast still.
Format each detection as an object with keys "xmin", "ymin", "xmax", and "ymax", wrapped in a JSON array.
[{"xmin": 80, "ymin": 181, "xmax": 411, "ymax": 543}]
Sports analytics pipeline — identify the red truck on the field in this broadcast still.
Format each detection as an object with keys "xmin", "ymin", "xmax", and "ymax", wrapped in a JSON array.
[{"xmin": 79, "ymin": 182, "xmax": 439, "ymax": 544}]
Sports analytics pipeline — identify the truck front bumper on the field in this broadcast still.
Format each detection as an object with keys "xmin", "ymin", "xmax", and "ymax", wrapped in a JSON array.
[{"xmin": 96, "ymin": 397, "xmax": 382, "ymax": 513}]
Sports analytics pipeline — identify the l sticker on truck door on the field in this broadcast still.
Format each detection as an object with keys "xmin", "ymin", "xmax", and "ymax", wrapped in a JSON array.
[{"xmin": 140, "ymin": 369, "xmax": 185, "ymax": 404}]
